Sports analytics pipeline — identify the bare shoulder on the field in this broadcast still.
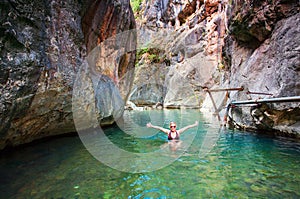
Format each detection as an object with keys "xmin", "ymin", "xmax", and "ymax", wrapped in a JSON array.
[{"xmin": 161, "ymin": 128, "xmax": 170, "ymax": 134}]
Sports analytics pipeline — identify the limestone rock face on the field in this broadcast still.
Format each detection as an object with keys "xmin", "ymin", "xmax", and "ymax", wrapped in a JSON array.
[
  {"xmin": 82, "ymin": 0, "xmax": 136, "ymax": 101},
  {"xmin": 228, "ymin": 0, "xmax": 298, "ymax": 49},
  {"xmin": 131, "ymin": 0, "xmax": 299, "ymax": 136},
  {"xmin": 130, "ymin": 0, "xmax": 226, "ymax": 108},
  {"xmin": 221, "ymin": 0, "xmax": 300, "ymax": 135},
  {"xmin": 0, "ymin": 0, "xmax": 136, "ymax": 149}
]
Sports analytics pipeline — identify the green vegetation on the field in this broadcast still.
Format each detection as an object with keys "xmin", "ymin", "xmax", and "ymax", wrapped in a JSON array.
[
  {"xmin": 136, "ymin": 47, "xmax": 165, "ymax": 65},
  {"xmin": 130, "ymin": 0, "xmax": 143, "ymax": 13}
]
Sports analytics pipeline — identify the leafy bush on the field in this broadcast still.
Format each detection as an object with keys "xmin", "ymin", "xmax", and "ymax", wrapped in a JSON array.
[
  {"xmin": 136, "ymin": 47, "xmax": 166, "ymax": 65},
  {"xmin": 130, "ymin": 0, "xmax": 143, "ymax": 12}
]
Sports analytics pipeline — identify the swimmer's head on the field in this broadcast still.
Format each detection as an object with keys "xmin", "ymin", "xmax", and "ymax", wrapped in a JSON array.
[{"xmin": 170, "ymin": 122, "xmax": 176, "ymax": 129}]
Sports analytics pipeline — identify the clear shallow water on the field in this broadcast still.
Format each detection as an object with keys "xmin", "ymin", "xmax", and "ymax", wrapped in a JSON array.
[{"xmin": 1, "ymin": 109, "xmax": 300, "ymax": 198}]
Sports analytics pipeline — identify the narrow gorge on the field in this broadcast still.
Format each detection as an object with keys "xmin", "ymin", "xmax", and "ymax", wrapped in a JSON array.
[
  {"xmin": 0, "ymin": 0, "xmax": 299, "ymax": 150},
  {"xmin": 1, "ymin": 1, "xmax": 300, "ymax": 198},
  {"xmin": 129, "ymin": 0, "xmax": 299, "ymax": 136}
]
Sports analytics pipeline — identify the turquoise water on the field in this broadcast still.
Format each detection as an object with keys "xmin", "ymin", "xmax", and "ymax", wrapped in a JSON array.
[{"xmin": 1, "ymin": 109, "xmax": 300, "ymax": 198}]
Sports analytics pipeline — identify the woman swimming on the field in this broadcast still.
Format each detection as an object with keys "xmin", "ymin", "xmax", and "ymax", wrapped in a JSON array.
[{"xmin": 146, "ymin": 121, "xmax": 198, "ymax": 140}]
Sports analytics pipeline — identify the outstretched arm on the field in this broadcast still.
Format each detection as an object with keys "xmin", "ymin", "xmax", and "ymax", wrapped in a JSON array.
[
  {"xmin": 146, "ymin": 123, "xmax": 169, "ymax": 134},
  {"xmin": 177, "ymin": 121, "xmax": 198, "ymax": 134}
]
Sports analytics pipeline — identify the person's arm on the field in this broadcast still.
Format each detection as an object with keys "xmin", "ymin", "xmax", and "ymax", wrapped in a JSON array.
[
  {"xmin": 177, "ymin": 121, "xmax": 198, "ymax": 134},
  {"xmin": 146, "ymin": 123, "xmax": 169, "ymax": 134}
]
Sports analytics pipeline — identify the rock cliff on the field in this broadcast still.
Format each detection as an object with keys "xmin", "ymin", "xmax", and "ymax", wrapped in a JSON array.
[
  {"xmin": 223, "ymin": 0, "xmax": 300, "ymax": 135},
  {"xmin": 0, "ymin": 0, "xmax": 136, "ymax": 149},
  {"xmin": 130, "ymin": 0, "xmax": 300, "ymax": 136},
  {"xmin": 130, "ymin": 0, "xmax": 227, "ymax": 108},
  {"xmin": 0, "ymin": 0, "xmax": 299, "ymax": 149}
]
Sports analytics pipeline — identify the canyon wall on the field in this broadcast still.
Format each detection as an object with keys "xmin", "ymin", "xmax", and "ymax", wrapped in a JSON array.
[
  {"xmin": 0, "ymin": 0, "xmax": 299, "ymax": 149},
  {"xmin": 130, "ymin": 0, "xmax": 299, "ymax": 136},
  {"xmin": 0, "ymin": 0, "xmax": 136, "ymax": 149},
  {"xmin": 130, "ymin": 0, "xmax": 227, "ymax": 108},
  {"xmin": 224, "ymin": 0, "xmax": 300, "ymax": 135}
]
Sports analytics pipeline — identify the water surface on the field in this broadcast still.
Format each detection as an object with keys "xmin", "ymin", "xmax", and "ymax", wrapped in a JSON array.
[{"xmin": 0, "ymin": 109, "xmax": 300, "ymax": 198}]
